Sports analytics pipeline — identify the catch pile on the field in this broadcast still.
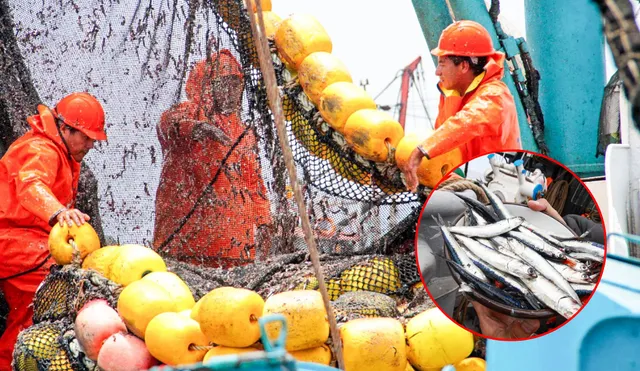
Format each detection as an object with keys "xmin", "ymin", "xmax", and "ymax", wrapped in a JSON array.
[{"xmin": 442, "ymin": 181, "xmax": 604, "ymax": 320}]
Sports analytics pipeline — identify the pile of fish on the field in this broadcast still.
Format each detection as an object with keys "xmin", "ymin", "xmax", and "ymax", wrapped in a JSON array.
[{"xmin": 441, "ymin": 182, "xmax": 604, "ymax": 320}]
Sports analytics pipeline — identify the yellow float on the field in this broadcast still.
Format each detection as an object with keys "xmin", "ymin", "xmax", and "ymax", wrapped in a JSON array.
[
  {"xmin": 319, "ymin": 82, "xmax": 377, "ymax": 133},
  {"xmin": 48, "ymin": 222, "xmax": 100, "ymax": 265},
  {"xmin": 343, "ymin": 109, "xmax": 404, "ymax": 162},
  {"xmin": 394, "ymin": 132, "xmax": 463, "ymax": 188},
  {"xmin": 405, "ymin": 308, "xmax": 474, "ymax": 369},
  {"xmin": 275, "ymin": 14, "xmax": 332, "ymax": 70},
  {"xmin": 298, "ymin": 52, "xmax": 352, "ymax": 106}
]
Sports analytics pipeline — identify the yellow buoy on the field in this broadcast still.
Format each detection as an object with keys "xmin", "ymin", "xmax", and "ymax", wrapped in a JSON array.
[
  {"xmin": 145, "ymin": 311, "xmax": 209, "ymax": 366},
  {"xmin": 289, "ymin": 345, "xmax": 332, "ymax": 365},
  {"xmin": 117, "ymin": 279, "xmax": 177, "ymax": 339},
  {"xmin": 298, "ymin": 52, "xmax": 352, "ymax": 106},
  {"xmin": 108, "ymin": 244, "xmax": 167, "ymax": 286},
  {"xmin": 454, "ymin": 357, "xmax": 487, "ymax": 371},
  {"xmin": 203, "ymin": 346, "xmax": 259, "ymax": 362},
  {"xmin": 319, "ymin": 82, "xmax": 377, "ymax": 133},
  {"xmin": 274, "ymin": 14, "xmax": 332, "ymax": 70},
  {"xmin": 343, "ymin": 109, "xmax": 404, "ymax": 162},
  {"xmin": 82, "ymin": 245, "xmax": 122, "ymax": 278},
  {"xmin": 253, "ymin": 11, "xmax": 281, "ymax": 39},
  {"xmin": 394, "ymin": 132, "xmax": 463, "ymax": 189},
  {"xmin": 142, "ymin": 272, "xmax": 196, "ymax": 312},
  {"xmin": 48, "ymin": 222, "xmax": 100, "ymax": 265},
  {"xmin": 406, "ymin": 308, "xmax": 474, "ymax": 369},
  {"xmin": 340, "ymin": 318, "xmax": 407, "ymax": 371},
  {"xmin": 263, "ymin": 290, "xmax": 329, "ymax": 351},
  {"xmin": 197, "ymin": 287, "xmax": 265, "ymax": 348}
]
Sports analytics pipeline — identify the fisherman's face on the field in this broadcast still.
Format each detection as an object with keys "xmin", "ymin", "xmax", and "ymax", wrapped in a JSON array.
[
  {"xmin": 211, "ymin": 75, "xmax": 244, "ymax": 114},
  {"xmin": 436, "ymin": 56, "xmax": 466, "ymax": 92},
  {"xmin": 61, "ymin": 125, "xmax": 95, "ymax": 162}
]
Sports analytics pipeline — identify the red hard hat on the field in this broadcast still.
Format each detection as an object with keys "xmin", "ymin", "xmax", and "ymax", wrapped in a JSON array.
[
  {"xmin": 431, "ymin": 20, "xmax": 496, "ymax": 57},
  {"xmin": 53, "ymin": 92, "xmax": 107, "ymax": 140}
]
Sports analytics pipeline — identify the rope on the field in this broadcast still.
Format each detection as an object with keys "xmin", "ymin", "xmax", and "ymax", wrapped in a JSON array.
[
  {"xmin": 69, "ymin": 239, "xmax": 83, "ymax": 267},
  {"xmin": 246, "ymin": 2, "xmax": 345, "ymax": 369},
  {"xmin": 545, "ymin": 180, "xmax": 569, "ymax": 215},
  {"xmin": 444, "ymin": 0, "xmax": 457, "ymax": 22},
  {"xmin": 438, "ymin": 177, "xmax": 490, "ymax": 204},
  {"xmin": 189, "ymin": 343, "xmax": 215, "ymax": 351}
]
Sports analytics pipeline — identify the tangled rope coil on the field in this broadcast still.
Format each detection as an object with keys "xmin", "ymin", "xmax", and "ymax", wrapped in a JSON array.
[{"xmin": 437, "ymin": 177, "xmax": 490, "ymax": 204}]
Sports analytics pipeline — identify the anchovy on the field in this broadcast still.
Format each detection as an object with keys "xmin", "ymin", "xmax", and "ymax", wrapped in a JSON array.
[
  {"xmin": 447, "ymin": 260, "xmax": 529, "ymax": 310},
  {"xmin": 449, "ymin": 217, "xmax": 524, "ymax": 238},
  {"xmin": 464, "ymin": 249, "xmax": 543, "ymax": 310},
  {"xmin": 504, "ymin": 237, "xmax": 581, "ymax": 302},
  {"xmin": 441, "ymin": 226, "xmax": 489, "ymax": 283},
  {"xmin": 547, "ymin": 261, "xmax": 593, "ymax": 284},
  {"xmin": 561, "ymin": 240, "xmax": 605, "ymax": 258},
  {"xmin": 521, "ymin": 275, "xmax": 583, "ymax": 319},
  {"xmin": 571, "ymin": 283, "xmax": 596, "ymax": 291},
  {"xmin": 455, "ymin": 193, "xmax": 499, "ymax": 223},
  {"xmin": 509, "ymin": 230, "xmax": 567, "ymax": 260},
  {"xmin": 489, "ymin": 236, "xmax": 522, "ymax": 260},
  {"xmin": 521, "ymin": 221, "xmax": 567, "ymax": 246},
  {"xmin": 456, "ymin": 235, "xmax": 537, "ymax": 279},
  {"xmin": 475, "ymin": 181, "xmax": 513, "ymax": 220},
  {"xmin": 568, "ymin": 252, "xmax": 604, "ymax": 263}
]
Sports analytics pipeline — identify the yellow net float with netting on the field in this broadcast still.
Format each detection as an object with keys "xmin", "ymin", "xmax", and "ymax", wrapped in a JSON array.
[
  {"xmin": 343, "ymin": 109, "xmax": 404, "ymax": 163},
  {"xmin": 319, "ymin": 81, "xmax": 377, "ymax": 134},
  {"xmin": 298, "ymin": 51, "xmax": 353, "ymax": 106},
  {"xmin": 395, "ymin": 132, "xmax": 463, "ymax": 189},
  {"xmin": 275, "ymin": 14, "xmax": 332, "ymax": 70}
]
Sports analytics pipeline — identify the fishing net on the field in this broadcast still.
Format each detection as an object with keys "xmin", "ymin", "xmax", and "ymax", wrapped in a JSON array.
[
  {"xmin": 0, "ymin": 0, "xmax": 424, "ymax": 267},
  {"xmin": 0, "ymin": 0, "xmax": 435, "ymax": 367},
  {"xmin": 15, "ymin": 253, "xmax": 428, "ymax": 370}
]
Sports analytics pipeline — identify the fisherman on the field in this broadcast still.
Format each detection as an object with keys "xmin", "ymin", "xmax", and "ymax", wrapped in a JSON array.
[
  {"xmin": 153, "ymin": 49, "xmax": 272, "ymax": 269},
  {"xmin": 0, "ymin": 92, "xmax": 107, "ymax": 368},
  {"xmin": 400, "ymin": 20, "xmax": 522, "ymax": 192}
]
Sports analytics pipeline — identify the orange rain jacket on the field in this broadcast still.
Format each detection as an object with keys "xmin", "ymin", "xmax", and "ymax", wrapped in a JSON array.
[
  {"xmin": 419, "ymin": 52, "xmax": 522, "ymax": 163},
  {"xmin": 154, "ymin": 50, "xmax": 271, "ymax": 268},
  {"xmin": 0, "ymin": 105, "xmax": 79, "ymax": 280}
]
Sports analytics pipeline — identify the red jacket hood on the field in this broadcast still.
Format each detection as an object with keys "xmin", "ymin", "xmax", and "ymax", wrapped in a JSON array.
[{"xmin": 25, "ymin": 104, "xmax": 69, "ymax": 155}]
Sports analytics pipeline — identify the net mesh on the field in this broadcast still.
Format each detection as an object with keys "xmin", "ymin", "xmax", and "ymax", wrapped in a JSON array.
[
  {"xmin": 1, "ymin": 0, "xmax": 424, "ymax": 266},
  {"xmin": 0, "ymin": 0, "xmax": 436, "ymax": 368}
]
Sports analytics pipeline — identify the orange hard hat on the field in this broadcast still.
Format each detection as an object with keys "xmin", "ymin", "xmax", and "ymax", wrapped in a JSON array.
[
  {"xmin": 186, "ymin": 49, "xmax": 244, "ymax": 103},
  {"xmin": 53, "ymin": 92, "xmax": 107, "ymax": 140},
  {"xmin": 431, "ymin": 20, "xmax": 496, "ymax": 57}
]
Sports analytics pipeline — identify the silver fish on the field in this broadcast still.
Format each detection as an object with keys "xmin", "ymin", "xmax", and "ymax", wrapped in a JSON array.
[
  {"xmin": 441, "ymin": 226, "xmax": 489, "ymax": 283},
  {"xmin": 456, "ymin": 235, "xmax": 537, "ymax": 279},
  {"xmin": 571, "ymin": 283, "xmax": 596, "ymax": 292},
  {"xmin": 489, "ymin": 236, "xmax": 522, "ymax": 260},
  {"xmin": 449, "ymin": 217, "xmax": 524, "ymax": 238},
  {"xmin": 464, "ymin": 248, "xmax": 542, "ymax": 310},
  {"xmin": 509, "ymin": 230, "xmax": 566, "ymax": 260},
  {"xmin": 561, "ymin": 240, "xmax": 605, "ymax": 258},
  {"xmin": 547, "ymin": 261, "xmax": 593, "ymax": 284},
  {"xmin": 476, "ymin": 181, "xmax": 513, "ymax": 220},
  {"xmin": 568, "ymin": 252, "xmax": 604, "ymax": 263},
  {"xmin": 504, "ymin": 237, "xmax": 580, "ymax": 302},
  {"xmin": 521, "ymin": 275, "xmax": 583, "ymax": 319}
]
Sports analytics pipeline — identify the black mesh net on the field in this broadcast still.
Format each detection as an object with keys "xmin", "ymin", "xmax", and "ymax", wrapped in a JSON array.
[{"xmin": 0, "ymin": 0, "xmax": 424, "ymax": 268}]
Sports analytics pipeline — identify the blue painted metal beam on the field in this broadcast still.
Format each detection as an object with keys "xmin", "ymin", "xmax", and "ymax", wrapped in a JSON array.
[
  {"xmin": 525, "ymin": 0, "xmax": 605, "ymax": 177},
  {"xmin": 411, "ymin": 0, "xmax": 538, "ymax": 153}
]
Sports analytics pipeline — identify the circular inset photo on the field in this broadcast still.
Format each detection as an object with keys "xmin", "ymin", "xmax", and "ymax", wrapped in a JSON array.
[{"xmin": 416, "ymin": 151, "xmax": 606, "ymax": 341}]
